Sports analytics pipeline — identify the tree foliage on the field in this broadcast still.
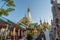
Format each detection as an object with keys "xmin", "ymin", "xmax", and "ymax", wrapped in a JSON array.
[{"xmin": 0, "ymin": 0, "xmax": 15, "ymax": 16}]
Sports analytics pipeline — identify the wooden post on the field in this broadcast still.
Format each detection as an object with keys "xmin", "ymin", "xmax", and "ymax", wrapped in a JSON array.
[
  {"xmin": 18, "ymin": 29, "xmax": 21, "ymax": 40},
  {"xmin": 11, "ymin": 27, "xmax": 16, "ymax": 40},
  {"xmin": 5, "ymin": 24, "xmax": 8, "ymax": 40}
]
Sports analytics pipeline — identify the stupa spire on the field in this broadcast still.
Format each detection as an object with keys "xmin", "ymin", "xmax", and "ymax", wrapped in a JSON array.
[{"xmin": 27, "ymin": 5, "xmax": 32, "ymax": 22}]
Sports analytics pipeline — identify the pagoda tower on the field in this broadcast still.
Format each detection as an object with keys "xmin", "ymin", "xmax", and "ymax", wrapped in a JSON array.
[{"xmin": 27, "ymin": 7, "xmax": 32, "ymax": 23}]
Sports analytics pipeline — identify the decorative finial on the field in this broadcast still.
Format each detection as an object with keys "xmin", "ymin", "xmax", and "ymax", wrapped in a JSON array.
[
  {"xmin": 24, "ymin": 13, "xmax": 26, "ymax": 17},
  {"xmin": 40, "ymin": 19, "xmax": 42, "ymax": 25},
  {"xmin": 44, "ymin": 19, "xmax": 46, "ymax": 23},
  {"xmin": 28, "ymin": 0, "xmax": 30, "ymax": 12},
  {"xmin": 47, "ymin": 21, "xmax": 49, "ymax": 24},
  {"xmin": 51, "ymin": 0, "xmax": 57, "ymax": 4},
  {"xmin": 28, "ymin": 7, "xmax": 30, "ymax": 12}
]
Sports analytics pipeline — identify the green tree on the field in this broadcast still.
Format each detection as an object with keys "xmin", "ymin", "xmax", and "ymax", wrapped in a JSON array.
[{"xmin": 0, "ymin": 0, "xmax": 15, "ymax": 16}]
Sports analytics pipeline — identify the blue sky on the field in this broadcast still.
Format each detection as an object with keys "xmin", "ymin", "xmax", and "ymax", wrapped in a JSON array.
[{"xmin": 0, "ymin": 0, "xmax": 60, "ymax": 24}]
